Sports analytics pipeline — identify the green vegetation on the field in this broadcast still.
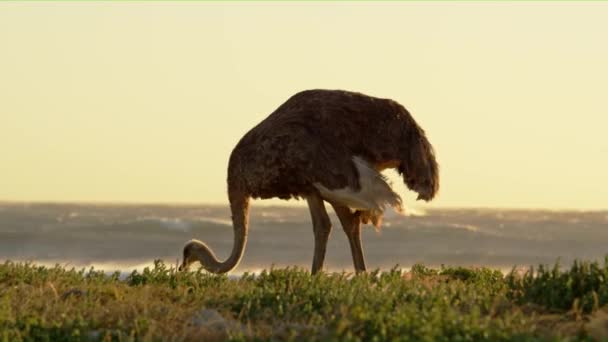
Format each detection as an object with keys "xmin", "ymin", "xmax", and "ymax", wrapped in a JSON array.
[{"xmin": 3, "ymin": 259, "xmax": 608, "ymax": 341}]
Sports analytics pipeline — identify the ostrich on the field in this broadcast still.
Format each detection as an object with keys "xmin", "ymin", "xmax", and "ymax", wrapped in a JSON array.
[{"xmin": 180, "ymin": 89, "xmax": 439, "ymax": 274}]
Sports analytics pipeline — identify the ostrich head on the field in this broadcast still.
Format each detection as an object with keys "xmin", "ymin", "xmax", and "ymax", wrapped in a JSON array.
[
  {"xmin": 398, "ymin": 132, "xmax": 439, "ymax": 201},
  {"xmin": 178, "ymin": 239, "xmax": 213, "ymax": 271},
  {"xmin": 178, "ymin": 241, "xmax": 196, "ymax": 271}
]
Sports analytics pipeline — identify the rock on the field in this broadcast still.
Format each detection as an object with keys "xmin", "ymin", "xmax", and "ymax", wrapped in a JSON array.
[
  {"xmin": 191, "ymin": 308, "xmax": 248, "ymax": 338},
  {"xmin": 191, "ymin": 309, "xmax": 228, "ymax": 332}
]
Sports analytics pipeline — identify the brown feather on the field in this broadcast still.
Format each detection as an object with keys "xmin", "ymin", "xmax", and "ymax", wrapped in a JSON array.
[{"xmin": 228, "ymin": 89, "xmax": 439, "ymax": 204}]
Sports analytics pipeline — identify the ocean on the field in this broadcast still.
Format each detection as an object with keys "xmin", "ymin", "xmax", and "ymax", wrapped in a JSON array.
[{"xmin": 1, "ymin": 202, "xmax": 607, "ymax": 276}]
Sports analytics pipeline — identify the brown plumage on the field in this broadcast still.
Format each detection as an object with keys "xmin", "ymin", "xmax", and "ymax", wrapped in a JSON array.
[{"xmin": 180, "ymin": 89, "xmax": 439, "ymax": 274}]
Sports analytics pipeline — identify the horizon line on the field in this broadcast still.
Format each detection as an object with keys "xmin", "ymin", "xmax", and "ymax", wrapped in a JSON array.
[{"xmin": 0, "ymin": 199, "xmax": 605, "ymax": 212}]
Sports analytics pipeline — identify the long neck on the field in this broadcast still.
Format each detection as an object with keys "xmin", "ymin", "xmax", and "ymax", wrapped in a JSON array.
[{"xmin": 194, "ymin": 192, "xmax": 250, "ymax": 274}]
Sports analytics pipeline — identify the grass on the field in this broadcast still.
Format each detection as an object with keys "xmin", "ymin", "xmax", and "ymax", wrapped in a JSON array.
[{"xmin": 3, "ymin": 259, "xmax": 608, "ymax": 341}]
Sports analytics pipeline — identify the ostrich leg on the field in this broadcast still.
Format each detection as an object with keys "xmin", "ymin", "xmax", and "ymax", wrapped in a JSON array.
[
  {"xmin": 307, "ymin": 193, "xmax": 332, "ymax": 274},
  {"xmin": 331, "ymin": 203, "xmax": 366, "ymax": 273}
]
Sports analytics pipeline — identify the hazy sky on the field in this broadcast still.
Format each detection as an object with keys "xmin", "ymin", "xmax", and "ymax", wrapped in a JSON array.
[{"xmin": 1, "ymin": 3, "xmax": 607, "ymax": 209}]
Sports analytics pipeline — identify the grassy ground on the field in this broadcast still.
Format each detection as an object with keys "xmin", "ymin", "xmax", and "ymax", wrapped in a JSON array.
[{"xmin": 3, "ymin": 259, "xmax": 608, "ymax": 341}]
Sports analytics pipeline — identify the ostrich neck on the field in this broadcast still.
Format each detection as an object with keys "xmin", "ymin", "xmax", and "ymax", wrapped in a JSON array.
[{"xmin": 200, "ymin": 194, "xmax": 250, "ymax": 274}]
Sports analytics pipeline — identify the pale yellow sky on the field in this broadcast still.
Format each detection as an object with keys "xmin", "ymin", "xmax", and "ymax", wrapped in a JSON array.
[{"xmin": 1, "ymin": 2, "xmax": 607, "ymax": 209}]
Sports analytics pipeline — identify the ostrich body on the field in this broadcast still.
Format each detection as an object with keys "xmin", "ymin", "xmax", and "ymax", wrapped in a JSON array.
[{"xmin": 181, "ymin": 89, "xmax": 439, "ymax": 274}]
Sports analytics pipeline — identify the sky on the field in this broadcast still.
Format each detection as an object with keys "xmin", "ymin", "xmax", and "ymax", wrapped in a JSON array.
[{"xmin": 1, "ymin": 2, "xmax": 607, "ymax": 210}]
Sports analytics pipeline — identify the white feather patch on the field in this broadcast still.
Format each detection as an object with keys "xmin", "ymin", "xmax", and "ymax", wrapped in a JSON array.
[{"xmin": 314, "ymin": 156, "xmax": 402, "ymax": 213}]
